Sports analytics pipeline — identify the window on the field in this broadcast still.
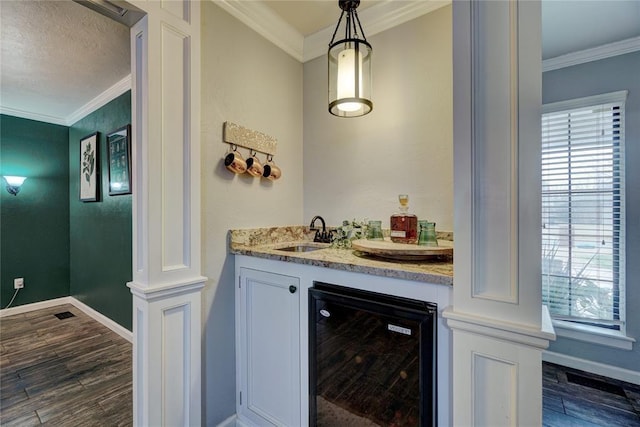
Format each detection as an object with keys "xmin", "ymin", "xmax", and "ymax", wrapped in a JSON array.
[{"xmin": 541, "ymin": 91, "xmax": 626, "ymax": 333}]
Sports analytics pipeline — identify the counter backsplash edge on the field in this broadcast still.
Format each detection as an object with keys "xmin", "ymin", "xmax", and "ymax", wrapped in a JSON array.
[{"xmin": 229, "ymin": 226, "xmax": 453, "ymax": 248}]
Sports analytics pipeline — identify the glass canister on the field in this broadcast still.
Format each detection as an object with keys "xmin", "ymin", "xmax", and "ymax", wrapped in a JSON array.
[
  {"xmin": 390, "ymin": 194, "xmax": 418, "ymax": 244},
  {"xmin": 367, "ymin": 220, "xmax": 384, "ymax": 240},
  {"xmin": 418, "ymin": 221, "xmax": 438, "ymax": 246}
]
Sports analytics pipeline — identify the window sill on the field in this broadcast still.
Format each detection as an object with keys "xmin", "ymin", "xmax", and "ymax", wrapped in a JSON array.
[{"xmin": 553, "ymin": 320, "xmax": 635, "ymax": 350}]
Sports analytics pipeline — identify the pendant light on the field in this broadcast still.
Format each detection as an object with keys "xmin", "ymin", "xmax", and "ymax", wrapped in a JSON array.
[{"xmin": 328, "ymin": 0, "xmax": 372, "ymax": 118}]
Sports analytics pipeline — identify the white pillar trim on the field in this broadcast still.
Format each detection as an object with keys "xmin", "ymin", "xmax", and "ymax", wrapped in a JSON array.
[
  {"xmin": 469, "ymin": 0, "xmax": 520, "ymax": 305},
  {"xmin": 444, "ymin": 306, "xmax": 555, "ymax": 349},
  {"xmin": 131, "ymin": 284, "xmax": 203, "ymax": 426},
  {"xmin": 450, "ymin": 1, "xmax": 553, "ymax": 425},
  {"xmin": 128, "ymin": 0, "xmax": 204, "ymax": 425},
  {"xmin": 128, "ymin": 277, "xmax": 206, "ymax": 300}
]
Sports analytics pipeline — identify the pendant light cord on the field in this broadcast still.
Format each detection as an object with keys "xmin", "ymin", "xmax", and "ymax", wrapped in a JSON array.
[
  {"xmin": 353, "ymin": 9, "xmax": 367, "ymax": 40},
  {"xmin": 329, "ymin": 10, "xmax": 346, "ymax": 46},
  {"xmin": 3, "ymin": 288, "xmax": 20, "ymax": 310},
  {"xmin": 328, "ymin": 6, "xmax": 368, "ymax": 46}
]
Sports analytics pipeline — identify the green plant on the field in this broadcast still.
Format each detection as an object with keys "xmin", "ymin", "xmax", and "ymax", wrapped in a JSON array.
[
  {"xmin": 542, "ymin": 241, "xmax": 612, "ymax": 321},
  {"xmin": 331, "ymin": 219, "xmax": 368, "ymax": 249}
]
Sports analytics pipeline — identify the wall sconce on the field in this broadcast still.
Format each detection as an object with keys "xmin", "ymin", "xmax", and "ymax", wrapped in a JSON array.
[
  {"xmin": 328, "ymin": 0, "xmax": 373, "ymax": 118},
  {"xmin": 3, "ymin": 176, "xmax": 26, "ymax": 196}
]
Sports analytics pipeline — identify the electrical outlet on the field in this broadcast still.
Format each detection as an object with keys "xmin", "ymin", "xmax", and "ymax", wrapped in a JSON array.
[{"xmin": 14, "ymin": 278, "xmax": 24, "ymax": 289}]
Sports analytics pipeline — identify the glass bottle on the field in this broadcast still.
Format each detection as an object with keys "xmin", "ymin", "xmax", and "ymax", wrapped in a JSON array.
[
  {"xmin": 418, "ymin": 220, "xmax": 438, "ymax": 247},
  {"xmin": 367, "ymin": 220, "xmax": 384, "ymax": 240},
  {"xmin": 390, "ymin": 194, "xmax": 418, "ymax": 244}
]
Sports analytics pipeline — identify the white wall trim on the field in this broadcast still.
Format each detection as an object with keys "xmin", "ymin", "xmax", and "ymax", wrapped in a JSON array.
[
  {"xmin": 444, "ymin": 306, "xmax": 556, "ymax": 350},
  {"xmin": 0, "ymin": 296, "xmax": 132, "ymax": 342},
  {"xmin": 0, "ymin": 106, "xmax": 68, "ymax": 126},
  {"xmin": 542, "ymin": 36, "xmax": 640, "ymax": 72},
  {"xmin": 0, "ymin": 296, "xmax": 73, "ymax": 317},
  {"xmin": 66, "ymin": 74, "xmax": 132, "ymax": 126},
  {"xmin": 128, "ymin": 277, "xmax": 207, "ymax": 300},
  {"xmin": 70, "ymin": 297, "xmax": 133, "ymax": 342},
  {"xmin": 543, "ymin": 351, "xmax": 640, "ymax": 385},
  {"xmin": 551, "ymin": 320, "xmax": 634, "ymax": 351}
]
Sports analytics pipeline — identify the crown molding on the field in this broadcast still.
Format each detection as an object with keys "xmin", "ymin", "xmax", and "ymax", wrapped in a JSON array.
[
  {"xmin": 213, "ymin": 0, "xmax": 450, "ymax": 64},
  {"xmin": 66, "ymin": 74, "xmax": 131, "ymax": 126},
  {"xmin": 0, "ymin": 106, "xmax": 68, "ymax": 126},
  {"xmin": 213, "ymin": 0, "xmax": 304, "ymax": 62},
  {"xmin": 304, "ymin": 0, "xmax": 451, "ymax": 62},
  {"xmin": 543, "ymin": 36, "xmax": 640, "ymax": 72},
  {"xmin": 0, "ymin": 74, "xmax": 131, "ymax": 126}
]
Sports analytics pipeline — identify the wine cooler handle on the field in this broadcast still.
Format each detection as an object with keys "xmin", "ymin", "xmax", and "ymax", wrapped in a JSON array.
[{"xmin": 289, "ymin": 285, "xmax": 297, "ymax": 294}]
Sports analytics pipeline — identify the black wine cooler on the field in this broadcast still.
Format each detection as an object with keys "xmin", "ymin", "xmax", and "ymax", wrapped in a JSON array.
[{"xmin": 309, "ymin": 282, "xmax": 437, "ymax": 427}]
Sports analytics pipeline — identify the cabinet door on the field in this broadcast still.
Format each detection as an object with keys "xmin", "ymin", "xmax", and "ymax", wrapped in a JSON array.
[{"xmin": 238, "ymin": 268, "xmax": 300, "ymax": 426}]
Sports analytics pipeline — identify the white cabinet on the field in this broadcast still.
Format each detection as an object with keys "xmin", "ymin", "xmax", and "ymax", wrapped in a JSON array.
[
  {"xmin": 236, "ymin": 267, "xmax": 301, "ymax": 427},
  {"xmin": 235, "ymin": 254, "xmax": 453, "ymax": 426}
]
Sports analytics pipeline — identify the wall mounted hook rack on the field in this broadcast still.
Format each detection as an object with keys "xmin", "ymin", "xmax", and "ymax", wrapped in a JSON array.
[{"xmin": 223, "ymin": 121, "xmax": 277, "ymax": 156}]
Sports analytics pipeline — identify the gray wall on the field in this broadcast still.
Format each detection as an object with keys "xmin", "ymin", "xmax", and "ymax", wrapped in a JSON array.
[
  {"xmin": 200, "ymin": 2, "xmax": 304, "ymax": 424},
  {"xmin": 303, "ymin": 6, "xmax": 453, "ymax": 230},
  {"xmin": 543, "ymin": 52, "xmax": 640, "ymax": 372}
]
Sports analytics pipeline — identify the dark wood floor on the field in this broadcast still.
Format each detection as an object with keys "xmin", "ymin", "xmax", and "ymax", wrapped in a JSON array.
[
  {"xmin": 543, "ymin": 362, "xmax": 640, "ymax": 427},
  {"xmin": 3, "ymin": 305, "xmax": 639, "ymax": 426},
  {"xmin": 0, "ymin": 304, "xmax": 132, "ymax": 426}
]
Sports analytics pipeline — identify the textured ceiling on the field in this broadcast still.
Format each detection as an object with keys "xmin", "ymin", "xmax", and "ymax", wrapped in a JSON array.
[
  {"xmin": 1, "ymin": 0, "xmax": 638, "ymax": 126},
  {"xmin": 0, "ymin": 0, "xmax": 130, "ymax": 124}
]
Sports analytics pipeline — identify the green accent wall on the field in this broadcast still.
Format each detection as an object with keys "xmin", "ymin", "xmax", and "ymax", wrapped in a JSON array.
[
  {"xmin": 1, "ymin": 115, "xmax": 70, "ymax": 307},
  {"xmin": 69, "ymin": 91, "xmax": 132, "ymax": 330}
]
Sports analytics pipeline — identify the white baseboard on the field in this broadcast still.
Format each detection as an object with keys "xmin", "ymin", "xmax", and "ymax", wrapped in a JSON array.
[
  {"xmin": 0, "ymin": 296, "xmax": 73, "ymax": 317},
  {"xmin": 0, "ymin": 296, "xmax": 132, "ymax": 343},
  {"xmin": 70, "ymin": 297, "xmax": 132, "ymax": 343},
  {"xmin": 543, "ymin": 350, "xmax": 640, "ymax": 385},
  {"xmin": 217, "ymin": 414, "xmax": 239, "ymax": 427}
]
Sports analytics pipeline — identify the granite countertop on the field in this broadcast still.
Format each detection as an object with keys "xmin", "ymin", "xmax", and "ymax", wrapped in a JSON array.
[{"xmin": 229, "ymin": 226, "xmax": 453, "ymax": 286}]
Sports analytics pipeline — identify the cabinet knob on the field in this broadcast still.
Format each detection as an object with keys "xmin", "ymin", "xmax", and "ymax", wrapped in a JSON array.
[{"xmin": 289, "ymin": 285, "xmax": 297, "ymax": 294}]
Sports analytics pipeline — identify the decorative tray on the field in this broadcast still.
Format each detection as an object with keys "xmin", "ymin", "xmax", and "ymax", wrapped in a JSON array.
[{"xmin": 351, "ymin": 238, "xmax": 453, "ymax": 261}]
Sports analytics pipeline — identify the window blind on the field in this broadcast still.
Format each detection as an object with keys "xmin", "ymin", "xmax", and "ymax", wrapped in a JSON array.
[{"xmin": 541, "ymin": 97, "xmax": 625, "ymax": 329}]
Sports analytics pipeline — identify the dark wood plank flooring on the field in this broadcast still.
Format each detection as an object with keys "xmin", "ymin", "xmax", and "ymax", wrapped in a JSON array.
[
  {"xmin": 0, "ymin": 304, "xmax": 132, "ymax": 426},
  {"xmin": 544, "ymin": 362, "xmax": 640, "ymax": 427},
  {"xmin": 4, "ymin": 304, "xmax": 638, "ymax": 426}
]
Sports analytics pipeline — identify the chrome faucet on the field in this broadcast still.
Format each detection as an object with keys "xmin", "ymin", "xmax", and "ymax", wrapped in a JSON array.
[{"xmin": 309, "ymin": 215, "xmax": 333, "ymax": 243}]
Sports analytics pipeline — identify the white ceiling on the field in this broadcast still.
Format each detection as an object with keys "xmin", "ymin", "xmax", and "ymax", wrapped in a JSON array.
[{"xmin": 1, "ymin": 0, "xmax": 639, "ymax": 126}]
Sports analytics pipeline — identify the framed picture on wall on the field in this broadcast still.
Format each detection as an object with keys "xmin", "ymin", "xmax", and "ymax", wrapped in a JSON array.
[
  {"xmin": 107, "ymin": 124, "xmax": 132, "ymax": 196},
  {"xmin": 79, "ymin": 132, "xmax": 99, "ymax": 202}
]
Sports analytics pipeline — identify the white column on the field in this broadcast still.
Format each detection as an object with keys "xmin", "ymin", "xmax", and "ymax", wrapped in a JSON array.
[
  {"xmin": 128, "ymin": 1, "xmax": 205, "ymax": 426},
  {"xmin": 444, "ymin": 1, "xmax": 555, "ymax": 425}
]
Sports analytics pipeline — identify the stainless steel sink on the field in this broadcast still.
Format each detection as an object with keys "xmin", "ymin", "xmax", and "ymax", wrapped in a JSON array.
[{"xmin": 275, "ymin": 244, "xmax": 326, "ymax": 253}]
